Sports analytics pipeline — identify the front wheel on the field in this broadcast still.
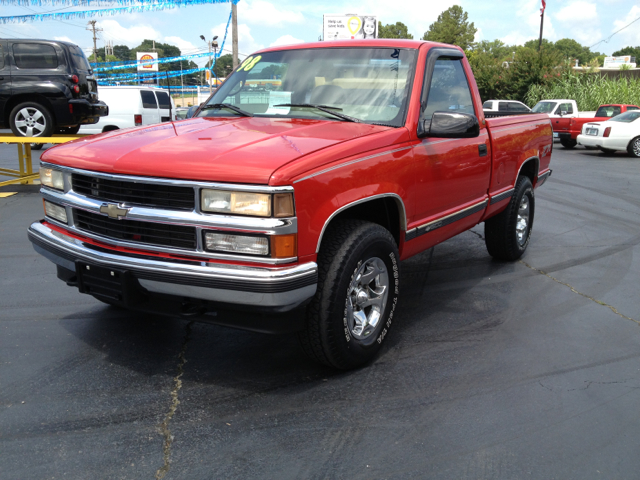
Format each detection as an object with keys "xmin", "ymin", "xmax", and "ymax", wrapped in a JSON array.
[
  {"xmin": 298, "ymin": 220, "xmax": 400, "ymax": 370},
  {"xmin": 9, "ymin": 102, "xmax": 54, "ymax": 138},
  {"xmin": 560, "ymin": 139, "xmax": 577, "ymax": 149},
  {"xmin": 627, "ymin": 136, "xmax": 640, "ymax": 158},
  {"xmin": 485, "ymin": 176, "xmax": 535, "ymax": 261}
]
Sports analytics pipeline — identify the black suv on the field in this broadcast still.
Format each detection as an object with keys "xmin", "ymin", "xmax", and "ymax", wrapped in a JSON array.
[{"xmin": 0, "ymin": 38, "xmax": 108, "ymax": 138}]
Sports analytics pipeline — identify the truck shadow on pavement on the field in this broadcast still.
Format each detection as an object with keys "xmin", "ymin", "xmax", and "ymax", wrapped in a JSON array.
[{"xmin": 60, "ymin": 229, "xmax": 526, "ymax": 391}]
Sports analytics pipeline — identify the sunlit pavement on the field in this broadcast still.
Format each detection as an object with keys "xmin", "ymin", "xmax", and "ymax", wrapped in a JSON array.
[{"xmin": 1, "ymin": 145, "xmax": 639, "ymax": 479}]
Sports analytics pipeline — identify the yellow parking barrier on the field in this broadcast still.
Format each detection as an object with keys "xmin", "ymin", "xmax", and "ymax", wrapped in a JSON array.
[{"xmin": 0, "ymin": 134, "xmax": 88, "ymax": 187}]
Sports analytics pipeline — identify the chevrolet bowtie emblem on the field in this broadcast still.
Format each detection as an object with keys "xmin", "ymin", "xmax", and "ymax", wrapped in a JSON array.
[{"xmin": 100, "ymin": 203, "xmax": 129, "ymax": 219}]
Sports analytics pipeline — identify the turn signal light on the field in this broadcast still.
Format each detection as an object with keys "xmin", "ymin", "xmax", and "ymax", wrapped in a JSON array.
[
  {"xmin": 72, "ymin": 85, "xmax": 80, "ymax": 94},
  {"xmin": 71, "ymin": 74, "xmax": 79, "ymax": 83},
  {"xmin": 271, "ymin": 234, "xmax": 297, "ymax": 258},
  {"xmin": 134, "ymin": 114, "xmax": 142, "ymax": 126},
  {"xmin": 603, "ymin": 127, "xmax": 611, "ymax": 137}
]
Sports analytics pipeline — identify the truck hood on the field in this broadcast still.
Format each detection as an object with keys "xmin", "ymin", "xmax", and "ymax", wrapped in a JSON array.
[{"xmin": 42, "ymin": 117, "xmax": 390, "ymax": 184}]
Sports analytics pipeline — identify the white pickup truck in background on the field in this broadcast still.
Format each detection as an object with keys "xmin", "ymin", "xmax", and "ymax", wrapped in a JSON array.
[{"xmin": 531, "ymin": 99, "xmax": 595, "ymax": 119}]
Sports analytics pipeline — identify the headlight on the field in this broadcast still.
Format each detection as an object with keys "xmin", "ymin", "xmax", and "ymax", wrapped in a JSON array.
[
  {"xmin": 43, "ymin": 200, "xmax": 68, "ymax": 223},
  {"xmin": 204, "ymin": 232, "xmax": 270, "ymax": 256},
  {"xmin": 200, "ymin": 190, "xmax": 295, "ymax": 217},
  {"xmin": 40, "ymin": 167, "xmax": 64, "ymax": 190}
]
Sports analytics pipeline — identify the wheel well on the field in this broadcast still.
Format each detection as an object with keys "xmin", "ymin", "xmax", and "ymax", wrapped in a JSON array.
[
  {"xmin": 518, "ymin": 157, "xmax": 539, "ymax": 183},
  {"xmin": 102, "ymin": 125, "xmax": 119, "ymax": 132},
  {"xmin": 321, "ymin": 197, "xmax": 403, "ymax": 249},
  {"xmin": 4, "ymin": 94, "xmax": 55, "ymax": 126}
]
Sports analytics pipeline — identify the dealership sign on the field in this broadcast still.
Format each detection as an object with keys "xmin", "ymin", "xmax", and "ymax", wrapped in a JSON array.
[
  {"xmin": 603, "ymin": 56, "xmax": 637, "ymax": 69},
  {"xmin": 136, "ymin": 52, "xmax": 159, "ymax": 72},
  {"xmin": 323, "ymin": 14, "xmax": 378, "ymax": 41}
]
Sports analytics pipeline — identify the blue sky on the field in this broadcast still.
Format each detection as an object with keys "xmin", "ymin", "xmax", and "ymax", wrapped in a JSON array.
[{"xmin": 0, "ymin": 0, "xmax": 639, "ymax": 67}]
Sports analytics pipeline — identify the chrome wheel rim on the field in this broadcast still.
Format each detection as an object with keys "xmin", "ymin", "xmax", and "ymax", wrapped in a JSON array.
[
  {"xmin": 14, "ymin": 107, "xmax": 46, "ymax": 137},
  {"xmin": 516, "ymin": 195, "xmax": 530, "ymax": 245},
  {"xmin": 347, "ymin": 257, "xmax": 389, "ymax": 340},
  {"xmin": 633, "ymin": 138, "xmax": 640, "ymax": 157}
]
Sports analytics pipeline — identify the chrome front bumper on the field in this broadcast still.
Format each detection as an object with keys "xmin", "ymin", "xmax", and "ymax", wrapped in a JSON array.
[{"xmin": 28, "ymin": 221, "xmax": 317, "ymax": 312}]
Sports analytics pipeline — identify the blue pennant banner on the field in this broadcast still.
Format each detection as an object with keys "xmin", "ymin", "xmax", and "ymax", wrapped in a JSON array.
[
  {"xmin": 0, "ymin": 0, "xmax": 237, "ymax": 5},
  {"xmin": 0, "ymin": 0, "xmax": 237, "ymax": 23}
]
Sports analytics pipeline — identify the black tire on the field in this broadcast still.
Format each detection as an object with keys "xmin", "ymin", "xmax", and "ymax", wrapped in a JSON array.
[
  {"xmin": 560, "ymin": 139, "xmax": 577, "ymax": 149},
  {"xmin": 598, "ymin": 147, "xmax": 616, "ymax": 155},
  {"xmin": 485, "ymin": 176, "xmax": 535, "ymax": 261},
  {"xmin": 56, "ymin": 125, "xmax": 81, "ymax": 134},
  {"xmin": 627, "ymin": 136, "xmax": 640, "ymax": 158},
  {"xmin": 30, "ymin": 143, "xmax": 44, "ymax": 151},
  {"xmin": 298, "ymin": 220, "xmax": 400, "ymax": 370},
  {"xmin": 9, "ymin": 102, "xmax": 55, "ymax": 138}
]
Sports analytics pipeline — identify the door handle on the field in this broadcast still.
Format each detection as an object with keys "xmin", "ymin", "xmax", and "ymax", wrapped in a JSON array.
[{"xmin": 478, "ymin": 144, "xmax": 488, "ymax": 157}]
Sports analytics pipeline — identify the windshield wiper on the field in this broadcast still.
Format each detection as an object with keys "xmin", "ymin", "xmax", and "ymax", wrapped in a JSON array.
[
  {"xmin": 274, "ymin": 103, "xmax": 361, "ymax": 123},
  {"xmin": 200, "ymin": 103, "xmax": 253, "ymax": 117}
]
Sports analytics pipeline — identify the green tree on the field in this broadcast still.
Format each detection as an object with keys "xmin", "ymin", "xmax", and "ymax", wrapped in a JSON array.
[
  {"xmin": 472, "ymin": 40, "xmax": 514, "ymax": 60},
  {"xmin": 113, "ymin": 45, "xmax": 132, "ymax": 61},
  {"xmin": 213, "ymin": 54, "xmax": 234, "ymax": 78},
  {"xmin": 422, "ymin": 6, "xmax": 477, "ymax": 51},
  {"xmin": 378, "ymin": 21, "xmax": 413, "ymax": 39},
  {"xmin": 612, "ymin": 46, "xmax": 640, "ymax": 58},
  {"xmin": 523, "ymin": 38, "xmax": 556, "ymax": 52},
  {"xmin": 554, "ymin": 38, "xmax": 599, "ymax": 66}
]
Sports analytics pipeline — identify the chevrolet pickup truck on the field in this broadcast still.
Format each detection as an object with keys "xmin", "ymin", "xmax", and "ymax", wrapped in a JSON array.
[
  {"xmin": 553, "ymin": 103, "xmax": 639, "ymax": 149},
  {"xmin": 28, "ymin": 40, "xmax": 553, "ymax": 369}
]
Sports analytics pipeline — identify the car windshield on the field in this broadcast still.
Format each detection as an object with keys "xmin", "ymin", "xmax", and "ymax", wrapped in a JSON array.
[
  {"xmin": 596, "ymin": 105, "xmax": 622, "ymax": 117},
  {"xmin": 609, "ymin": 111, "xmax": 640, "ymax": 123},
  {"xmin": 197, "ymin": 47, "xmax": 418, "ymax": 127},
  {"xmin": 531, "ymin": 101, "xmax": 557, "ymax": 113}
]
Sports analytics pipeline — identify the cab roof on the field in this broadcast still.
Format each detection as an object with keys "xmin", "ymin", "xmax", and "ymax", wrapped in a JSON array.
[{"xmin": 255, "ymin": 39, "xmax": 461, "ymax": 55}]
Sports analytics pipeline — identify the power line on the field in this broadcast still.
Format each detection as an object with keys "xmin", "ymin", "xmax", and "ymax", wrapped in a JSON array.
[{"xmin": 589, "ymin": 15, "xmax": 640, "ymax": 49}]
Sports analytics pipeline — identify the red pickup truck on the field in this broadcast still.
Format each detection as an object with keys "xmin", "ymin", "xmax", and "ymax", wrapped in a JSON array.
[
  {"xmin": 28, "ymin": 40, "xmax": 552, "ymax": 369},
  {"xmin": 555, "ymin": 104, "xmax": 639, "ymax": 148}
]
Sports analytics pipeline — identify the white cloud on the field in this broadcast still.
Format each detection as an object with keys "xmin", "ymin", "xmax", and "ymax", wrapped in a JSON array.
[
  {"xmin": 500, "ymin": 0, "xmax": 557, "ymax": 45},
  {"xmin": 611, "ymin": 5, "xmax": 640, "ymax": 46},
  {"xmin": 474, "ymin": 27, "xmax": 483, "ymax": 43},
  {"xmin": 554, "ymin": 1, "xmax": 600, "ymax": 44},
  {"xmin": 212, "ymin": 22, "xmax": 263, "ymax": 58},
  {"xmin": 97, "ymin": 19, "xmax": 161, "ymax": 48},
  {"xmin": 239, "ymin": 0, "xmax": 305, "ymax": 27},
  {"xmin": 164, "ymin": 36, "xmax": 199, "ymax": 55},
  {"xmin": 269, "ymin": 35, "xmax": 304, "ymax": 47}
]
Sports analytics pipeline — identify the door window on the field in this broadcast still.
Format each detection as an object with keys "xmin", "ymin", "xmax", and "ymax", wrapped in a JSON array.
[
  {"xmin": 508, "ymin": 102, "xmax": 529, "ymax": 112},
  {"xmin": 13, "ymin": 43, "xmax": 58, "ymax": 69},
  {"xmin": 0, "ymin": 44, "xmax": 4, "ymax": 69},
  {"xmin": 555, "ymin": 102, "xmax": 574, "ymax": 115},
  {"xmin": 140, "ymin": 90, "xmax": 158, "ymax": 108},
  {"xmin": 421, "ymin": 58, "xmax": 474, "ymax": 121},
  {"xmin": 498, "ymin": 102, "xmax": 509, "ymax": 111},
  {"xmin": 155, "ymin": 91, "xmax": 171, "ymax": 109}
]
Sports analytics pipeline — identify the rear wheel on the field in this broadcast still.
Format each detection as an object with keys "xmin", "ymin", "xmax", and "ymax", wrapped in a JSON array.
[
  {"xmin": 560, "ymin": 139, "xmax": 577, "ymax": 149},
  {"xmin": 627, "ymin": 136, "xmax": 640, "ymax": 158},
  {"xmin": 485, "ymin": 176, "xmax": 535, "ymax": 261},
  {"xmin": 298, "ymin": 220, "xmax": 400, "ymax": 370},
  {"xmin": 9, "ymin": 102, "xmax": 54, "ymax": 138}
]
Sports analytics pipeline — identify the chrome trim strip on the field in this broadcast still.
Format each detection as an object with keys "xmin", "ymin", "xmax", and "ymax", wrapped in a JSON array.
[
  {"xmin": 489, "ymin": 188, "xmax": 515, "ymax": 205},
  {"xmin": 536, "ymin": 169, "xmax": 551, "ymax": 187},
  {"xmin": 405, "ymin": 199, "xmax": 488, "ymax": 241},
  {"xmin": 42, "ymin": 215, "xmax": 297, "ymax": 265},
  {"xmin": 294, "ymin": 146, "xmax": 414, "ymax": 184},
  {"xmin": 41, "ymin": 188, "xmax": 298, "ymax": 235},
  {"xmin": 41, "ymin": 161, "xmax": 294, "ymax": 193},
  {"xmin": 29, "ymin": 221, "xmax": 316, "ymax": 283},
  {"xmin": 315, "ymin": 193, "xmax": 408, "ymax": 253}
]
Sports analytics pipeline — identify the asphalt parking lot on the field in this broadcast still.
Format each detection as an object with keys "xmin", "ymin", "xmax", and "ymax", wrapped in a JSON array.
[{"xmin": 1, "ymin": 144, "xmax": 639, "ymax": 479}]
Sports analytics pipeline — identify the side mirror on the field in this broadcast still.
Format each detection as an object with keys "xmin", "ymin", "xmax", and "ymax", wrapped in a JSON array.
[
  {"xmin": 560, "ymin": 110, "xmax": 568, "ymax": 116},
  {"xmin": 418, "ymin": 112, "xmax": 480, "ymax": 138}
]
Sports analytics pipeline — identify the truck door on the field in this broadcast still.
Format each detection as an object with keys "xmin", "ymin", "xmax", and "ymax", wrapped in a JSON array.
[
  {"xmin": 140, "ymin": 90, "xmax": 160, "ymax": 125},
  {"xmin": 410, "ymin": 49, "xmax": 490, "ymax": 239},
  {"xmin": 0, "ymin": 41, "xmax": 10, "ymax": 117}
]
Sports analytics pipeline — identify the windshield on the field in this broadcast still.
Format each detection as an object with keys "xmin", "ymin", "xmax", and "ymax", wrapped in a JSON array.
[
  {"xmin": 531, "ymin": 101, "xmax": 557, "ymax": 113},
  {"xmin": 609, "ymin": 111, "xmax": 640, "ymax": 123},
  {"xmin": 68, "ymin": 45, "xmax": 91, "ymax": 72},
  {"xmin": 596, "ymin": 105, "xmax": 622, "ymax": 117},
  {"xmin": 198, "ymin": 47, "xmax": 417, "ymax": 127}
]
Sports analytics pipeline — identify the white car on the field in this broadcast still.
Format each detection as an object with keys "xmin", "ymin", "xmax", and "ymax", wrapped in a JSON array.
[
  {"xmin": 79, "ymin": 86, "xmax": 176, "ymax": 134},
  {"xmin": 577, "ymin": 110, "xmax": 640, "ymax": 157},
  {"xmin": 483, "ymin": 100, "xmax": 531, "ymax": 113}
]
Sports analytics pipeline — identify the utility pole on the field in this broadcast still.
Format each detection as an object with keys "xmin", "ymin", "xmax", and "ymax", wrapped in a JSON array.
[
  {"xmin": 232, "ymin": 1, "xmax": 238, "ymax": 69},
  {"xmin": 86, "ymin": 20, "xmax": 102, "ymax": 62}
]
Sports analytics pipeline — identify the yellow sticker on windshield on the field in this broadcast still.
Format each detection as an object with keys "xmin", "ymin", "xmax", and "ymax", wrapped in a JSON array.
[
  {"xmin": 242, "ymin": 55, "xmax": 262, "ymax": 72},
  {"xmin": 239, "ymin": 56, "xmax": 253, "ymax": 70}
]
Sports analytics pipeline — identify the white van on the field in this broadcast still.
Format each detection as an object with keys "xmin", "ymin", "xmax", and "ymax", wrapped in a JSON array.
[{"xmin": 79, "ymin": 86, "xmax": 176, "ymax": 134}]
